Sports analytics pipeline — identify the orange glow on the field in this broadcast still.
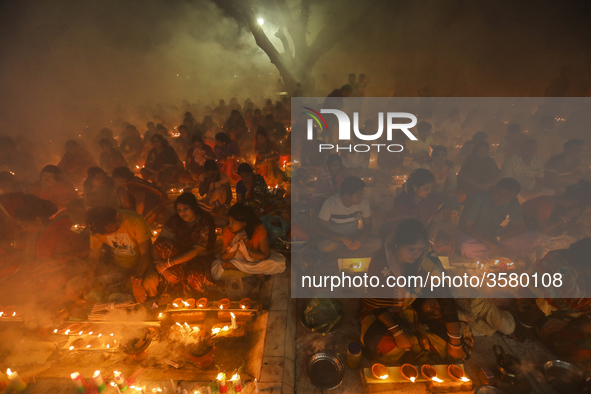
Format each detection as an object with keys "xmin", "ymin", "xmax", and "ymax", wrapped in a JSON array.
[
  {"xmin": 378, "ymin": 375, "xmax": 388, "ymax": 380},
  {"xmin": 432, "ymin": 377, "xmax": 443, "ymax": 383},
  {"xmin": 410, "ymin": 377, "xmax": 415, "ymax": 382},
  {"xmin": 460, "ymin": 377, "xmax": 470, "ymax": 382}
]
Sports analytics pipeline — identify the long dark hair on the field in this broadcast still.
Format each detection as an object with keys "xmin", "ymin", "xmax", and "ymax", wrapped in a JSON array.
[
  {"xmin": 15, "ymin": 194, "xmax": 58, "ymax": 222},
  {"xmin": 406, "ymin": 168, "xmax": 434, "ymax": 196},
  {"xmin": 151, "ymin": 133, "xmax": 169, "ymax": 147},
  {"xmin": 174, "ymin": 192, "xmax": 205, "ymax": 219},
  {"xmin": 389, "ymin": 218, "xmax": 429, "ymax": 249},
  {"xmin": 227, "ymin": 203, "xmax": 259, "ymax": 239},
  {"xmin": 40, "ymin": 165, "xmax": 63, "ymax": 180}
]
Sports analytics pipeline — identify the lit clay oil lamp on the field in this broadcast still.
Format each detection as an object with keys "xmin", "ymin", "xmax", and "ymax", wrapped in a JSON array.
[
  {"xmin": 218, "ymin": 298, "xmax": 231, "ymax": 310},
  {"xmin": 68, "ymin": 338, "xmax": 84, "ymax": 351},
  {"xmin": 239, "ymin": 298, "xmax": 251, "ymax": 310},
  {"xmin": 447, "ymin": 364, "xmax": 470, "ymax": 382},
  {"xmin": 183, "ymin": 298, "xmax": 196, "ymax": 309},
  {"xmin": 421, "ymin": 364, "xmax": 443, "ymax": 383},
  {"xmin": 172, "ymin": 298, "xmax": 184, "ymax": 309},
  {"xmin": 371, "ymin": 363, "xmax": 389, "ymax": 380},
  {"xmin": 400, "ymin": 364, "xmax": 419, "ymax": 383},
  {"xmin": 196, "ymin": 298, "xmax": 208, "ymax": 309}
]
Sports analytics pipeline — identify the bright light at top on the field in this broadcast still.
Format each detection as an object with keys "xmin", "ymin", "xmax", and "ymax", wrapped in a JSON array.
[{"xmin": 257, "ymin": 18, "xmax": 264, "ymax": 25}]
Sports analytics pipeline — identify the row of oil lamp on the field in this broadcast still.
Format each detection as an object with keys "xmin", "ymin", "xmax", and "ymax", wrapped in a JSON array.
[
  {"xmin": 168, "ymin": 297, "xmax": 251, "ymax": 310},
  {"xmin": 67, "ymin": 370, "xmax": 250, "ymax": 394},
  {"xmin": 70, "ymin": 370, "xmax": 140, "ymax": 393},
  {"xmin": 0, "ymin": 306, "xmax": 19, "ymax": 318},
  {"xmin": 371, "ymin": 363, "xmax": 470, "ymax": 383}
]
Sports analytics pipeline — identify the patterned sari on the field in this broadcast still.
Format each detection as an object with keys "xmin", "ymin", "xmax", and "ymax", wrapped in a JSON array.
[
  {"xmin": 154, "ymin": 212, "xmax": 219, "ymax": 296},
  {"xmin": 361, "ymin": 248, "xmax": 473, "ymax": 364}
]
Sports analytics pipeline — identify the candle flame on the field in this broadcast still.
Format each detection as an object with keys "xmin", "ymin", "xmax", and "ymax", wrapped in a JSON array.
[
  {"xmin": 176, "ymin": 322, "xmax": 183, "ymax": 328},
  {"xmin": 7, "ymin": 369, "xmax": 14, "ymax": 377},
  {"xmin": 87, "ymin": 344, "xmax": 91, "ymax": 348},
  {"xmin": 111, "ymin": 382, "xmax": 116, "ymax": 386},
  {"xmin": 182, "ymin": 301, "xmax": 190, "ymax": 307},
  {"xmin": 0, "ymin": 312, "xmax": 3, "ymax": 317},
  {"xmin": 114, "ymin": 371, "xmax": 120, "ymax": 377},
  {"xmin": 212, "ymin": 327, "xmax": 221, "ymax": 334},
  {"xmin": 217, "ymin": 373, "xmax": 226, "ymax": 381},
  {"xmin": 98, "ymin": 334, "xmax": 102, "ymax": 337},
  {"xmin": 241, "ymin": 305, "xmax": 246, "ymax": 309},
  {"xmin": 230, "ymin": 374, "xmax": 240, "ymax": 381},
  {"xmin": 110, "ymin": 333, "xmax": 114, "ymax": 336},
  {"xmin": 54, "ymin": 329, "xmax": 58, "ymax": 333},
  {"xmin": 89, "ymin": 331, "xmax": 93, "ymax": 335},
  {"xmin": 432, "ymin": 377, "xmax": 443, "ymax": 383},
  {"xmin": 378, "ymin": 375, "xmax": 388, "ymax": 380},
  {"xmin": 79, "ymin": 330, "xmax": 83, "ymax": 335},
  {"xmin": 173, "ymin": 303, "xmax": 179, "ymax": 308},
  {"xmin": 12, "ymin": 312, "xmax": 16, "ymax": 317},
  {"xmin": 410, "ymin": 376, "xmax": 416, "ymax": 382},
  {"xmin": 222, "ymin": 326, "xmax": 229, "ymax": 331},
  {"xmin": 192, "ymin": 326, "xmax": 199, "ymax": 331},
  {"xmin": 198, "ymin": 304, "xmax": 203, "ymax": 308},
  {"xmin": 106, "ymin": 344, "xmax": 110, "ymax": 348},
  {"xmin": 93, "ymin": 371, "xmax": 101, "ymax": 378},
  {"xmin": 230, "ymin": 312, "xmax": 235, "ymax": 318},
  {"xmin": 219, "ymin": 304, "xmax": 224, "ymax": 310},
  {"xmin": 65, "ymin": 329, "xmax": 70, "ymax": 335},
  {"xmin": 72, "ymin": 373, "xmax": 80, "ymax": 379},
  {"xmin": 69, "ymin": 346, "xmax": 75, "ymax": 350},
  {"xmin": 460, "ymin": 377, "xmax": 470, "ymax": 382},
  {"xmin": 158, "ymin": 313, "xmax": 163, "ymax": 318}
]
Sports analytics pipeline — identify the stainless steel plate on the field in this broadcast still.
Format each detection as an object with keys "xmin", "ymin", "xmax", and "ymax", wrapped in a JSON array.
[
  {"xmin": 306, "ymin": 352, "xmax": 344, "ymax": 390},
  {"xmin": 544, "ymin": 360, "xmax": 586, "ymax": 393}
]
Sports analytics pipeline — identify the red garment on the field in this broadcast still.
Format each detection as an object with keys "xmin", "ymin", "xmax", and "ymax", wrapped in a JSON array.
[
  {"xmin": 58, "ymin": 150, "xmax": 97, "ymax": 184},
  {"xmin": 35, "ymin": 216, "xmax": 88, "ymax": 260},
  {"xmin": 31, "ymin": 180, "xmax": 78, "ymax": 209}
]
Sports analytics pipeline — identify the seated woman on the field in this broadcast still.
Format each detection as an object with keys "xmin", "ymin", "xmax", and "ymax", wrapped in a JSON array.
[
  {"xmin": 98, "ymin": 137, "xmax": 128, "ymax": 175},
  {"xmin": 312, "ymin": 154, "xmax": 349, "ymax": 207},
  {"xmin": 186, "ymin": 134, "xmax": 215, "ymax": 179},
  {"xmin": 457, "ymin": 141, "xmax": 502, "ymax": 198},
  {"xmin": 361, "ymin": 219, "xmax": 472, "ymax": 364},
  {"xmin": 223, "ymin": 109, "xmax": 248, "ymax": 139},
  {"xmin": 416, "ymin": 298, "xmax": 515, "ymax": 337},
  {"xmin": 83, "ymin": 167, "xmax": 119, "ymax": 208},
  {"xmin": 14, "ymin": 195, "xmax": 89, "ymax": 304},
  {"xmin": 421, "ymin": 146, "xmax": 465, "ymax": 211},
  {"xmin": 112, "ymin": 167, "xmax": 167, "ymax": 226},
  {"xmin": 382, "ymin": 169, "xmax": 452, "ymax": 255},
  {"xmin": 254, "ymin": 128, "xmax": 283, "ymax": 185},
  {"xmin": 141, "ymin": 134, "xmax": 182, "ymax": 185},
  {"xmin": 57, "ymin": 140, "xmax": 97, "ymax": 185},
  {"xmin": 31, "ymin": 165, "xmax": 78, "ymax": 209},
  {"xmin": 521, "ymin": 180, "xmax": 591, "ymax": 236},
  {"xmin": 153, "ymin": 192, "xmax": 218, "ymax": 295},
  {"xmin": 198, "ymin": 160, "xmax": 232, "ymax": 215},
  {"xmin": 515, "ymin": 238, "xmax": 591, "ymax": 364},
  {"xmin": 214, "ymin": 132, "xmax": 240, "ymax": 182},
  {"xmin": 211, "ymin": 203, "xmax": 286, "ymax": 280}
]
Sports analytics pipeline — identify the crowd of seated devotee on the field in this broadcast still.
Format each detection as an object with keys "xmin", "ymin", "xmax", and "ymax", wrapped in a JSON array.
[
  {"xmin": 1, "ymin": 88, "xmax": 591, "ymax": 372},
  {"xmin": 290, "ymin": 92, "xmax": 591, "ymax": 368},
  {"xmin": 0, "ymin": 96, "xmax": 292, "ymax": 318}
]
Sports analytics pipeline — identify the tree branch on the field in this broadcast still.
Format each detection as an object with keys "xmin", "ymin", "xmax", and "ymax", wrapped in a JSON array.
[
  {"xmin": 236, "ymin": 1, "xmax": 296, "ymax": 85},
  {"xmin": 274, "ymin": 28, "xmax": 293, "ymax": 58}
]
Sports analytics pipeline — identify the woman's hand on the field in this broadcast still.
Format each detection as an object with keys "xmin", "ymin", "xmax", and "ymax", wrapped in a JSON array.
[
  {"xmin": 162, "ymin": 270, "xmax": 180, "ymax": 284},
  {"xmin": 446, "ymin": 342, "xmax": 467, "ymax": 361},
  {"xmin": 155, "ymin": 260, "xmax": 169, "ymax": 274},
  {"xmin": 132, "ymin": 281, "xmax": 148, "ymax": 303},
  {"xmin": 394, "ymin": 333, "xmax": 413, "ymax": 351}
]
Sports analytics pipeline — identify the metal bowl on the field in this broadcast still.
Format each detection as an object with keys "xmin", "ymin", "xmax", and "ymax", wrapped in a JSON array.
[
  {"xmin": 544, "ymin": 360, "xmax": 586, "ymax": 393},
  {"xmin": 473, "ymin": 386, "xmax": 505, "ymax": 394},
  {"xmin": 306, "ymin": 352, "xmax": 344, "ymax": 390}
]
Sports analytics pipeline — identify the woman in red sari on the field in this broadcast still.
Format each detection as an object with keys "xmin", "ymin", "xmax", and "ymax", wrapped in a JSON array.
[
  {"xmin": 30, "ymin": 165, "xmax": 78, "ymax": 209},
  {"xmin": 254, "ymin": 128, "xmax": 283, "ymax": 185},
  {"xmin": 153, "ymin": 192, "xmax": 219, "ymax": 296}
]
